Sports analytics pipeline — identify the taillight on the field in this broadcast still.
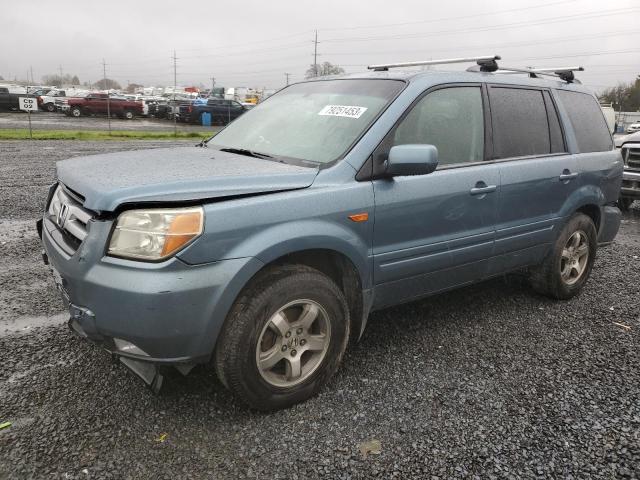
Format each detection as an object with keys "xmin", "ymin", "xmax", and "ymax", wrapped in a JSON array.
[{"xmin": 188, "ymin": 106, "xmax": 192, "ymax": 113}]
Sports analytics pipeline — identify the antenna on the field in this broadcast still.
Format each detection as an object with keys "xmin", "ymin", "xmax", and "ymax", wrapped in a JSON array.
[{"xmin": 367, "ymin": 55, "xmax": 501, "ymax": 72}]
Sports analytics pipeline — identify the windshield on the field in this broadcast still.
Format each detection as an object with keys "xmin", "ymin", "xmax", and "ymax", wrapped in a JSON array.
[{"xmin": 209, "ymin": 79, "xmax": 404, "ymax": 164}]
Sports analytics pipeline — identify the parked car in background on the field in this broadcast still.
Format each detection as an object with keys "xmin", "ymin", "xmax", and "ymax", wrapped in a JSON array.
[
  {"xmin": 618, "ymin": 131, "xmax": 640, "ymax": 211},
  {"xmin": 64, "ymin": 93, "xmax": 143, "ymax": 119},
  {"xmin": 0, "ymin": 86, "xmax": 34, "ymax": 111},
  {"xmin": 626, "ymin": 122, "xmax": 640, "ymax": 134},
  {"xmin": 39, "ymin": 59, "xmax": 623, "ymax": 410},
  {"xmin": 38, "ymin": 89, "xmax": 69, "ymax": 112},
  {"xmin": 178, "ymin": 98, "xmax": 247, "ymax": 125}
]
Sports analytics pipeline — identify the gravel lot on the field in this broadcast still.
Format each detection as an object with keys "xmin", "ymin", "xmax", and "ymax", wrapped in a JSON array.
[{"xmin": 0, "ymin": 140, "xmax": 639, "ymax": 479}]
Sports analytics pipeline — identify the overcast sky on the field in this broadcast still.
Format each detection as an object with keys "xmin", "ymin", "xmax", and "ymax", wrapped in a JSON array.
[{"xmin": 1, "ymin": 0, "xmax": 638, "ymax": 93}]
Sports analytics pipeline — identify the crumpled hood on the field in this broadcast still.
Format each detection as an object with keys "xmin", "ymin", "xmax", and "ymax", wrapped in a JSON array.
[{"xmin": 56, "ymin": 147, "xmax": 319, "ymax": 212}]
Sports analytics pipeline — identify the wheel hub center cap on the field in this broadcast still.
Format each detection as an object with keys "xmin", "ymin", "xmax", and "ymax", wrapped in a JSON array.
[{"xmin": 286, "ymin": 336, "xmax": 301, "ymax": 349}]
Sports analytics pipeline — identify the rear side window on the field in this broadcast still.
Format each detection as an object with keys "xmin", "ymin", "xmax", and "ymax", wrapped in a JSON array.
[
  {"xmin": 392, "ymin": 86, "xmax": 484, "ymax": 166},
  {"xmin": 543, "ymin": 91, "xmax": 565, "ymax": 154},
  {"xmin": 556, "ymin": 90, "xmax": 613, "ymax": 153},
  {"xmin": 489, "ymin": 87, "xmax": 550, "ymax": 159}
]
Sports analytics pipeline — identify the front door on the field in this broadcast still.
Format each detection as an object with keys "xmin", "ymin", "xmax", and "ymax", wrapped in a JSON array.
[{"xmin": 371, "ymin": 85, "xmax": 500, "ymax": 308}]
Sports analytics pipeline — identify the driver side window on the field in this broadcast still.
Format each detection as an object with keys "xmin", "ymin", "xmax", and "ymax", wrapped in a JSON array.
[{"xmin": 393, "ymin": 86, "xmax": 484, "ymax": 166}]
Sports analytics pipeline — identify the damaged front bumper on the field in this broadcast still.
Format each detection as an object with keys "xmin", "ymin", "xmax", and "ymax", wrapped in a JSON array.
[{"xmin": 37, "ymin": 215, "xmax": 260, "ymax": 392}]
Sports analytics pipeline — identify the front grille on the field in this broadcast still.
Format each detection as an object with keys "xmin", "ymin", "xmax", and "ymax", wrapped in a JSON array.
[
  {"xmin": 622, "ymin": 146, "xmax": 640, "ymax": 172},
  {"xmin": 48, "ymin": 184, "xmax": 92, "ymax": 247}
]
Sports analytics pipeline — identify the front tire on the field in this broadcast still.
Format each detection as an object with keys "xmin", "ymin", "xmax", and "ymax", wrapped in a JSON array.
[
  {"xmin": 45, "ymin": 103, "xmax": 56, "ymax": 112},
  {"xmin": 123, "ymin": 110, "xmax": 134, "ymax": 120},
  {"xmin": 70, "ymin": 107, "xmax": 82, "ymax": 117},
  {"xmin": 215, "ymin": 265, "xmax": 350, "ymax": 410},
  {"xmin": 530, "ymin": 213, "xmax": 597, "ymax": 300}
]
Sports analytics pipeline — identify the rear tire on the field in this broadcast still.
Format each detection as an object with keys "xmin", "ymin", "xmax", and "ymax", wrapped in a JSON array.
[
  {"xmin": 215, "ymin": 265, "xmax": 350, "ymax": 410},
  {"xmin": 529, "ymin": 213, "xmax": 597, "ymax": 300},
  {"xmin": 45, "ymin": 103, "xmax": 56, "ymax": 112}
]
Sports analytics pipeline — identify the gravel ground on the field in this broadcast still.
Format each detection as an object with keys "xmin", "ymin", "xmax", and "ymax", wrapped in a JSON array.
[
  {"xmin": 0, "ymin": 111, "xmax": 216, "ymax": 132},
  {"xmin": 0, "ymin": 140, "xmax": 639, "ymax": 479}
]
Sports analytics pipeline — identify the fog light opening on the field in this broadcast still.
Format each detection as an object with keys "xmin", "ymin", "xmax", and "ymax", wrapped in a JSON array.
[{"xmin": 114, "ymin": 338, "xmax": 149, "ymax": 357}]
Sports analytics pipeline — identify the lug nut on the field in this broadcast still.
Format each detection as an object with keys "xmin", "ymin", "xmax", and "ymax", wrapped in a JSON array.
[
  {"xmin": 281, "ymin": 345, "xmax": 288, "ymax": 352},
  {"xmin": 290, "ymin": 349, "xmax": 297, "ymax": 357},
  {"xmin": 300, "ymin": 339, "xmax": 306, "ymax": 346},
  {"xmin": 285, "ymin": 331, "xmax": 291, "ymax": 338},
  {"xmin": 296, "ymin": 327, "xmax": 303, "ymax": 334}
]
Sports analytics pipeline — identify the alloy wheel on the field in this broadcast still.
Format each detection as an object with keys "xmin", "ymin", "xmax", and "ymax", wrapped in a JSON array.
[
  {"xmin": 255, "ymin": 299, "xmax": 331, "ymax": 388},
  {"xmin": 560, "ymin": 230, "xmax": 589, "ymax": 285}
]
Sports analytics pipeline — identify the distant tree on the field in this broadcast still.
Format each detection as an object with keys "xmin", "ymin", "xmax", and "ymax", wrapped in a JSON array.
[
  {"xmin": 305, "ymin": 61, "xmax": 345, "ymax": 79},
  {"xmin": 125, "ymin": 83, "xmax": 144, "ymax": 93},
  {"xmin": 0, "ymin": 75, "xmax": 4, "ymax": 81},
  {"xmin": 41, "ymin": 73, "xmax": 81, "ymax": 87},
  {"xmin": 94, "ymin": 78, "xmax": 122, "ymax": 90},
  {"xmin": 599, "ymin": 77, "xmax": 640, "ymax": 111}
]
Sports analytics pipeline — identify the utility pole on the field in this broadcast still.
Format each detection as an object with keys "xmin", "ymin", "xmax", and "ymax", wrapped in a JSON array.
[
  {"xmin": 284, "ymin": 73, "xmax": 291, "ymax": 86},
  {"xmin": 313, "ymin": 30, "xmax": 319, "ymax": 77},
  {"xmin": 172, "ymin": 50, "xmax": 177, "ymax": 138},
  {"xmin": 102, "ymin": 59, "xmax": 111, "ymax": 135},
  {"xmin": 59, "ymin": 64, "xmax": 63, "ymax": 84},
  {"xmin": 30, "ymin": 66, "xmax": 34, "ymax": 85},
  {"xmin": 210, "ymin": 77, "xmax": 215, "ymax": 93}
]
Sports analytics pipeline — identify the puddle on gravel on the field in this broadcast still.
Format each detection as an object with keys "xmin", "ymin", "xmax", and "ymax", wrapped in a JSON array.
[{"xmin": 1, "ymin": 312, "xmax": 67, "ymax": 337}]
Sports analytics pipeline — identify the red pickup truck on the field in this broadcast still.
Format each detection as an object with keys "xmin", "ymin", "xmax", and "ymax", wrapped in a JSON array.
[{"xmin": 65, "ymin": 93, "xmax": 143, "ymax": 119}]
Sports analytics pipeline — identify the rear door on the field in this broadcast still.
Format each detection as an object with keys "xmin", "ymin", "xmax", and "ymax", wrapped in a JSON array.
[
  {"xmin": 372, "ymin": 84, "xmax": 500, "ymax": 308},
  {"xmin": 487, "ymin": 85, "xmax": 578, "ymax": 274}
]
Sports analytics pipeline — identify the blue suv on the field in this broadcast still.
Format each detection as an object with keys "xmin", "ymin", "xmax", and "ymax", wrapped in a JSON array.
[{"xmin": 39, "ymin": 57, "xmax": 623, "ymax": 409}]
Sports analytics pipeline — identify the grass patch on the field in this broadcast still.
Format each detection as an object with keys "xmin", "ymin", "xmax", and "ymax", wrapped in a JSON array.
[{"xmin": 0, "ymin": 129, "xmax": 216, "ymax": 141}]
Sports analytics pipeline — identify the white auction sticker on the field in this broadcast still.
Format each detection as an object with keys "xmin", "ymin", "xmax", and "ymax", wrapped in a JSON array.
[{"xmin": 318, "ymin": 105, "xmax": 368, "ymax": 119}]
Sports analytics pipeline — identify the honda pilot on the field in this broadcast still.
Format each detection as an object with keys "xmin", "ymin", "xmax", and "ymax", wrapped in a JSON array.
[{"xmin": 39, "ymin": 56, "xmax": 623, "ymax": 410}]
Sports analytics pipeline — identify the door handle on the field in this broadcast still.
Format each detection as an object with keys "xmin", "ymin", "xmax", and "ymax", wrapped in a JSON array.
[
  {"xmin": 470, "ymin": 184, "xmax": 497, "ymax": 196},
  {"xmin": 559, "ymin": 171, "xmax": 579, "ymax": 181}
]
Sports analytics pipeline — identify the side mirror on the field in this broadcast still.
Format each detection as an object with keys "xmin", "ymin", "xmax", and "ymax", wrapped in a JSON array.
[{"xmin": 385, "ymin": 144, "xmax": 439, "ymax": 177}]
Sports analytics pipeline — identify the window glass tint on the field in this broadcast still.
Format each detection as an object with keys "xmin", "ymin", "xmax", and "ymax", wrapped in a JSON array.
[
  {"xmin": 556, "ymin": 90, "xmax": 612, "ymax": 153},
  {"xmin": 543, "ymin": 91, "xmax": 565, "ymax": 153},
  {"xmin": 392, "ymin": 86, "xmax": 484, "ymax": 165},
  {"xmin": 490, "ymin": 88, "xmax": 550, "ymax": 158}
]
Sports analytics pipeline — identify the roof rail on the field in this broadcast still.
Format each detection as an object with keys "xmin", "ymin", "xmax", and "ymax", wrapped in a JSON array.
[
  {"xmin": 468, "ymin": 65, "xmax": 584, "ymax": 83},
  {"xmin": 367, "ymin": 55, "xmax": 501, "ymax": 72}
]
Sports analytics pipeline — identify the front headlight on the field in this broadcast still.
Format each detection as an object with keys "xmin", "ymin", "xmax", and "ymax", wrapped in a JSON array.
[
  {"xmin": 108, "ymin": 206, "xmax": 204, "ymax": 261},
  {"xmin": 48, "ymin": 186, "xmax": 63, "ymax": 218}
]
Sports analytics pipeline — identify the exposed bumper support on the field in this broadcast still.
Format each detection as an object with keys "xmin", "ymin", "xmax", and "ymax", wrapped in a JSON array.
[{"xmin": 621, "ymin": 169, "xmax": 640, "ymax": 199}]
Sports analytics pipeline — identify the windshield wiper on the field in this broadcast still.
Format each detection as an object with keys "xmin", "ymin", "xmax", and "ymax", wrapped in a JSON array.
[{"xmin": 219, "ymin": 147, "xmax": 273, "ymax": 159}]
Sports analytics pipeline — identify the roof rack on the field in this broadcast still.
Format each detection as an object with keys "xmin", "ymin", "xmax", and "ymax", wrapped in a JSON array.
[
  {"xmin": 467, "ymin": 64, "xmax": 584, "ymax": 83},
  {"xmin": 367, "ymin": 55, "xmax": 501, "ymax": 72}
]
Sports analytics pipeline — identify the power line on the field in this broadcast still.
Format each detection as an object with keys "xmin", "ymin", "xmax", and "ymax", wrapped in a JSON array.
[
  {"xmin": 519, "ymin": 48, "xmax": 640, "ymax": 62},
  {"xmin": 322, "ymin": 29, "xmax": 640, "ymax": 58},
  {"xmin": 318, "ymin": 0, "xmax": 582, "ymax": 31},
  {"xmin": 178, "ymin": 30, "xmax": 312, "ymax": 53},
  {"xmin": 322, "ymin": 7, "xmax": 640, "ymax": 43}
]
